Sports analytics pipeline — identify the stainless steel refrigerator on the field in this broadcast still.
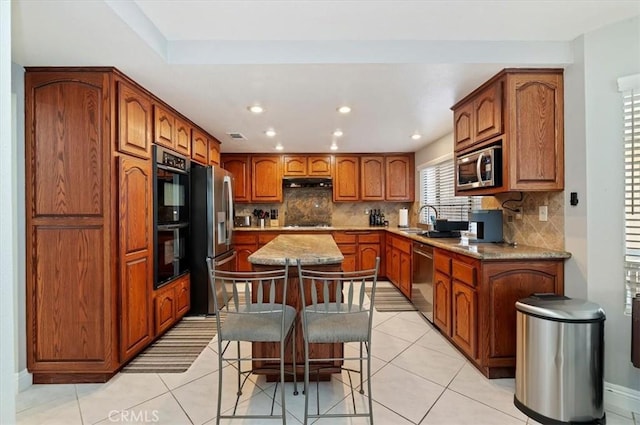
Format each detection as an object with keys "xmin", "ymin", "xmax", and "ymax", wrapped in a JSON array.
[{"xmin": 190, "ymin": 164, "xmax": 235, "ymax": 315}]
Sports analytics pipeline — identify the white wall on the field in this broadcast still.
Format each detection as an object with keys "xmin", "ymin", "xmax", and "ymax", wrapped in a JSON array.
[
  {"xmin": 415, "ymin": 132, "xmax": 453, "ymax": 169},
  {"xmin": 0, "ymin": 0, "xmax": 17, "ymax": 423},
  {"xmin": 564, "ymin": 16, "xmax": 640, "ymax": 391}
]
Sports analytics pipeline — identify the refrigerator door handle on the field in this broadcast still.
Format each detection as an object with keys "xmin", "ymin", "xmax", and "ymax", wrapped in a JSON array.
[
  {"xmin": 214, "ymin": 250, "xmax": 237, "ymax": 267},
  {"xmin": 223, "ymin": 174, "xmax": 234, "ymax": 245}
]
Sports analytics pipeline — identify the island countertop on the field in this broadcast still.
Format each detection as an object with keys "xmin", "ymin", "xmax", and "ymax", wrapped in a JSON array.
[{"xmin": 248, "ymin": 234, "xmax": 344, "ymax": 266}]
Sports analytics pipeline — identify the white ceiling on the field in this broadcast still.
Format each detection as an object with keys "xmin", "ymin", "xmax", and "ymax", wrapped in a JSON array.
[{"xmin": 11, "ymin": 1, "xmax": 640, "ymax": 154}]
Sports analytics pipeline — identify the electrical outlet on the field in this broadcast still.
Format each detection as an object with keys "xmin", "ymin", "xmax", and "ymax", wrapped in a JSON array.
[
  {"xmin": 515, "ymin": 209, "xmax": 523, "ymax": 220},
  {"xmin": 539, "ymin": 206, "xmax": 548, "ymax": 222},
  {"xmin": 364, "ymin": 209, "xmax": 369, "ymax": 215}
]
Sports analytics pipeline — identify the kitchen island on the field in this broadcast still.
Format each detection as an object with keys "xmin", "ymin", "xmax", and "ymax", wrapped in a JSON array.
[{"xmin": 248, "ymin": 234, "xmax": 344, "ymax": 380}]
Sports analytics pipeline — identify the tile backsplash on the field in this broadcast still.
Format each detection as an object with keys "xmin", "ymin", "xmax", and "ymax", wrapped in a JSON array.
[{"xmin": 483, "ymin": 192, "xmax": 565, "ymax": 250}]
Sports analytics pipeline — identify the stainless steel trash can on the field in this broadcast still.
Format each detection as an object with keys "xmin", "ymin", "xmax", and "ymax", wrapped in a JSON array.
[{"xmin": 514, "ymin": 294, "xmax": 606, "ymax": 425}]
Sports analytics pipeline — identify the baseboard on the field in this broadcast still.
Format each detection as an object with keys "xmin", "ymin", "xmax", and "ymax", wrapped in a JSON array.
[
  {"xmin": 15, "ymin": 369, "xmax": 32, "ymax": 392},
  {"xmin": 604, "ymin": 381, "xmax": 640, "ymax": 418}
]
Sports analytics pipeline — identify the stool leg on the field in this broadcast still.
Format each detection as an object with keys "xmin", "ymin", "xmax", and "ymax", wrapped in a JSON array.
[
  {"xmin": 216, "ymin": 341, "xmax": 224, "ymax": 425},
  {"xmin": 292, "ymin": 325, "xmax": 299, "ymax": 396},
  {"xmin": 367, "ymin": 343, "xmax": 374, "ymax": 425},
  {"xmin": 280, "ymin": 328, "xmax": 287, "ymax": 425},
  {"xmin": 359, "ymin": 341, "xmax": 365, "ymax": 394},
  {"xmin": 303, "ymin": 339, "xmax": 310, "ymax": 425},
  {"xmin": 236, "ymin": 341, "xmax": 242, "ymax": 396}
]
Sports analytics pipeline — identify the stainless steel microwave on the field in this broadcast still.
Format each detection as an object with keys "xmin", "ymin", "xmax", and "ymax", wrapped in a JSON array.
[{"xmin": 456, "ymin": 145, "xmax": 502, "ymax": 190}]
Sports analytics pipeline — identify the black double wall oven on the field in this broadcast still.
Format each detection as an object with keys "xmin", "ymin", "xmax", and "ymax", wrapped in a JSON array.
[{"xmin": 153, "ymin": 146, "xmax": 190, "ymax": 289}]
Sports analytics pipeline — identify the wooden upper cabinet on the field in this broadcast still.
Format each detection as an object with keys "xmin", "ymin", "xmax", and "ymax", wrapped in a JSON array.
[
  {"xmin": 333, "ymin": 156, "xmax": 360, "ymax": 202},
  {"xmin": 360, "ymin": 156, "xmax": 385, "ymax": 201},
  {"xmin": 118, "ymin": 81, "xmax": 152, "ymax": 159},
  {"xmin": 452, "ymin": 68, "xmax": 564, "ymax": 194},
  {"xmin": 153, "ymin": 104, "xmax": 175, "ymax": 150},
  {"xmin": 221, "ymin": 154, "xmax": 251, "ymax": 202},
  {"xmin": 191, "ymin": 129, "xmax": 208, "ymax": 164},
  {"xmin": 283, "ymin": 155, "xmax": 307, "ymax": 176},
  {"xmin": 174, "ymin": 116, "xmax": 191, "ymax": 157},
  {"xmin": 209, "ymin": 138, "xmax": 221, "ymax": 165},
  {"xmin": 307, "ymin": 155, "xmax": 332, "ymax": 176},
  {"xmin": 507, "ymin": 72, "xmax": 564, "ymax": 191},
  {"xmin": 474, "ymin": 82, "xmax": 502, "ymax": 143},
  {"xmin": 251, "ymin": 155, "xmax": 282, "ymax": 202},
  {"xmin": 283, "ymin": 155, "xmax": 332, "ymax": 177},
  {"xmin": 385, "ymin": 155, "xmax": 414, "ymax": 201},
  {"xmin": 454, "ymin": 102, "xmax": 474, "ymax": 151}
]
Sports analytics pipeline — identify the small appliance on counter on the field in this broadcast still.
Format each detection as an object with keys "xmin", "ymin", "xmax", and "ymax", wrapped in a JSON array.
[
  {"xmin": 234, "ymin": 215, "xmax": 252, "ymax": 227},
  {"xmin": 469, "ymin": 209, "xmax": 503, "ymax": 243}
]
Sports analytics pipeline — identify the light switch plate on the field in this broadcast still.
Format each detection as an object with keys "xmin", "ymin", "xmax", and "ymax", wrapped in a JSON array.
[{"xmin": 539, "ymin": 206, "xmax": 548, "ymax": 222}]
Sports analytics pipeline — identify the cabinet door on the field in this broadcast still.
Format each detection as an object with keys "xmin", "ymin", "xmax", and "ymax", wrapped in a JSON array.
[
  {"xmin": 359, "ymin": 243, "xmax": 380, "ymax": 272},
  {"xmin": 360, "ymin": 156, "xmax": 385, "ymax": 201},
  {"xmin": 452, "ymin": 281, "xmax": 477, "ymax": 359},
  {"xmin": 434, "ymin": 271, "xmax": 451, "ymax": 335},
  {"xmin": 283, "ymin": 155, "xmax": 307, "ymax": 176},
  {"xmin": 235, "ymin": 244, "xmax": 256, "ymax": 272},
  {"xmin": 473, "ymin": 82, "xmax": 502, "ymax": 143},
  {"xmin": 191, "ymin": 129, "xmax": 208, "ymax": 164},
  {"xmin": 221, "ymin": 155, "xmax": 251, "ymax": 202},
  {"xmin": 251, "ymin": 155, "xmax": 282, "ymax": 202},
  {"xmin": 153, "ymin": 104, "xmax": 175, "ymax": 150},
  {"xmin": 308, "ymin": 155, "xmax": 332, "ymax": 176},
  {"xmin": 385, "ymin": 155, "xmax": 414, "ymax": 202},
  {"xmin": 399, "ymin": 250, "xmax": 412, "ymax": 298},
  {"xmin": 174, "ymin": 116, "xmax": 191, "ymax": 157},
  {"xmin": 118, "ymin": 155, "xmax": 153, "ymax": 362},
  {"xmin": 209, "ymin": 139, "xmax": 220, "ymax": 165},
  {"xmin": 390, "ymin": 248, "xmax": 401, "ymax": 289},
  {"xmin": 334, "ymin": 156, "xmax": 360, "ymax": 201},
  {"xmin": 176, "ymin": 275, "xmax": 191, "ymax": 318},
  {"xmin": 453, "ymin": 101, "xmax": 474, "ymax": 151},
  {"xmin": 154, "ymin": 285, "xmax": 176, "ymax": 336},
  {"xmin": 482, "ymin": 261, "xmax": 561, "ymax": 362},
  {"xmin": 118, "ymin": 81, "xmax": 152, "ymax": 159},
  {"xmin": 341, "ymin": 251, "xmax": 358, "ymax": 273},
  {"xmin": 507, "ymin": 73, "xmax": 564, "ymax": 191}
]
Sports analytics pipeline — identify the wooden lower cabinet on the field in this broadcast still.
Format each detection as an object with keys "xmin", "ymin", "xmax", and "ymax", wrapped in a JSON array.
[
  {"xmin": 333, "ymin": 231, "xmax": 382, "ymax": 274},
  {"xmin": 153, "ymin": 274, "xmax": 190, "ymax": 337},
  {"xmin": 433, "ymin": 248, "xmax": 564, "ymax": 378},
  {"xmin": 385, "ymin": 233, "xmax": 412, "ymax": 298}
]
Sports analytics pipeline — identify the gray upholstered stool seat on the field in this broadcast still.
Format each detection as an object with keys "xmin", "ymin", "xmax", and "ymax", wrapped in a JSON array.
[
  {"xmin": 305, "ymin": 305, "xmax": 369, "ymax": 343},
  {"xmin": 220, "ymin": 304, "xmax": 296, "ymax": 342}
]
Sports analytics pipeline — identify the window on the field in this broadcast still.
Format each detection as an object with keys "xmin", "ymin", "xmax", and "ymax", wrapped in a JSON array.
[
  {"xmin": 621, "ymin": 73, "xmax": 640, "ymax": 314},
  {"xmin": 418, "ymin": 157, "xmax": 481, "ymax": 225}
]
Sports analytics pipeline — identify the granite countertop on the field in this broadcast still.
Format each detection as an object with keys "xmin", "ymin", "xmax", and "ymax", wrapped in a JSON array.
[
  {"xmin": 236, "ymin": 225, "xmax": 571, "ymax": 261},
  {"xmin": 248, "ymin": 234, "xmax": 344, "ymax": 266}
]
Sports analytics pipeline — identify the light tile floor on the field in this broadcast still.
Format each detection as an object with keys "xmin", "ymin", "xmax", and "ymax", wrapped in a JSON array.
[{"xmin": 16, "ymin": 283, "xmax": 638, "ymax": 425}]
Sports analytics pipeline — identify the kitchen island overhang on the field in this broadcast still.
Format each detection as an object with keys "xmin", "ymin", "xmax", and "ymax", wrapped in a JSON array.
[{"xmin": 248, "ymin": 234, "xmax": 345, "ymax": 380}]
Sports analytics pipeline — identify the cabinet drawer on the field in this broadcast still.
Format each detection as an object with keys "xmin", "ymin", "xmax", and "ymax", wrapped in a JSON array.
[
  {"xmin": 333, "ymin": 233, "xmax": 357, "ymax": 244},
  {"xmin": 358, "ymin": 232, "xmax": 381, "ymax": 244},
  {"xmin": 392, "ymin": 237, "xmax": 412, "ymax": 254},
  {"xmin": 233, "ymin": 233, "xmax": 258, "ymax": 244},
  {"xmin": 338, "ymin": 244, "xmax": 357, "ymax": 255},
  {"xmin": 452, "ymin": 259, "xmax": 477, "ymax": 287},
  {"xmin": 434, "ymin": 251, "xmax": 452, "ymax": 274}
]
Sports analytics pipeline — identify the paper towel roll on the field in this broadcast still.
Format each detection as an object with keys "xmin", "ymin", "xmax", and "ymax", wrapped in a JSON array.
[{"xmin": 398, "ymin": 208, "xmax": 408, "ymax": 227}]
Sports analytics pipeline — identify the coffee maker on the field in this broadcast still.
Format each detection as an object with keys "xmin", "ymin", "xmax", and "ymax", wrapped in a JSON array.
[{"xmin": 469, "ymin": 210, "xmax": 503, "ymax": 243}]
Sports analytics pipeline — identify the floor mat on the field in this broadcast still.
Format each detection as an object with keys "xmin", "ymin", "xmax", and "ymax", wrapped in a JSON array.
[
  {"xmin": 121, "ymin": 316, "xmax": 218, "ymax": 373},
  {"xmin": 365, "ymin": 286, "xmax": 418, "ymax": 312}
]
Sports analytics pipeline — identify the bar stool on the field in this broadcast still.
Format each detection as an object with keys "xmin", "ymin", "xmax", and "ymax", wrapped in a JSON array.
[
  {"xmin": 297, "ymin": 258, "xmax": 380, "ymax": 425},
  {"xmin": 206, "ymin": 258, "xmax": 298, "ymax": 424}
]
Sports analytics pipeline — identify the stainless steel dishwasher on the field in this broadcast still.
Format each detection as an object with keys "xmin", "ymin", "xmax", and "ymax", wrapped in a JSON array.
[{"xmin": 412, "ymin": 243, "xmax": 434, "ymax": 322}]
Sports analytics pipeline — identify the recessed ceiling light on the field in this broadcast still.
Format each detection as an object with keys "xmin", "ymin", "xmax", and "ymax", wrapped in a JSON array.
[
  {"xmin": 411, "ymin": 133, "xmax": 422, "ymax": 140},
  {"xmin": 330, "ymin": 143, "xmax": 338, "ymax": 151},
  {"xmin": 337, "ymin": 106, "xmax": 351, "ymax": 114},
  {"xmin": 265, "ymin": 129, "xmax": 277, "ymax": 138},
  {"xmin": 248, "ymin": 105, "xmax": 264, "ymax": 114},
  {"xmin": 275, "ymin": 143, "xmax": 284, "ymax": 151},
  {"xmin": 333, "ymin": 129, "xmax": 343, "ymax": 137}
]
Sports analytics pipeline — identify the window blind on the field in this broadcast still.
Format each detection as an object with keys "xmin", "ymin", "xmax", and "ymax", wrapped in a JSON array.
[
  {"xmin": 418, "ymin": 159, "xmax": 481, "ymax": 225},
  {"xmin": 623, "ymin": 82, "xmax": 640, "ymax": 314}
]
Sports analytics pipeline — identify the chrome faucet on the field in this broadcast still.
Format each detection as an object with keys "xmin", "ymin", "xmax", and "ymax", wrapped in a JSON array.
[{"xmin": 417, "ymin": 204, "xmax": 439, "ymax": 226}]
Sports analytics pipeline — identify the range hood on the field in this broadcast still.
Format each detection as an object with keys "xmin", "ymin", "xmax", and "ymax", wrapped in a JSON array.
[{"xmin": 283, "ymin": 177, "xmax": 333, "ymax": 188}]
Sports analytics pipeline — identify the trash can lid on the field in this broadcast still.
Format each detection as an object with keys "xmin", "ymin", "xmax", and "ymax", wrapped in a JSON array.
[{"xmin": 516, "ymin": 293, "xmax": 606, "ymax": 321}]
